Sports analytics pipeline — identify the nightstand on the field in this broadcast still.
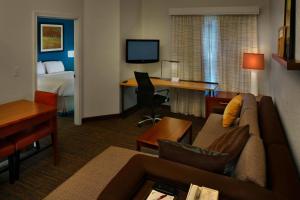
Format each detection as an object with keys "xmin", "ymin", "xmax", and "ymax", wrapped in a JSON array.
[{"xmin": 205, "ymin": 91, "xmax": 240, "ymax": 118}]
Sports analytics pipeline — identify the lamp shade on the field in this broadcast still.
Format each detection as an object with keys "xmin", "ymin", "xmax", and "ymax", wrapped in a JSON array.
[{"xmin": 243, "ymin": 53, "xmax": 264, "ymax": 70}]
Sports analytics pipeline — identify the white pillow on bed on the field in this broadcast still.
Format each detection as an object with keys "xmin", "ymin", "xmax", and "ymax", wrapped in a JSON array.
[
  {"xmin": 44, "ymin": 61, "xmax": 65, "ymax": 74},
  {"xmin": 37, "ymin": 62, "xmax": 46, "ymax": 75}
]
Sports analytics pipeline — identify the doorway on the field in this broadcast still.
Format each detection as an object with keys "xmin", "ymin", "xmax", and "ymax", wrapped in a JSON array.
[{"xmin": 33, "ymin": 13, "xmax": 82, "ymax": 125}]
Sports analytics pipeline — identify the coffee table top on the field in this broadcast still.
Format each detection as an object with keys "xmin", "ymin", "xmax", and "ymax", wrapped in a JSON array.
[{"xmin": 137, "ymin": 117, "xmax": 192, "ymax": 149}]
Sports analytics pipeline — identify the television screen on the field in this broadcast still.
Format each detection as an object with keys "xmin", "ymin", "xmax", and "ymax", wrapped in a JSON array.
[{"xmin": 126, "ymin": 40, "xmax": 160, "ymax": 63}]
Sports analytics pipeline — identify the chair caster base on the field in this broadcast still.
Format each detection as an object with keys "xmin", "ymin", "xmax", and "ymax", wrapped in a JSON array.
[{"xmin": 137, "ymin": 115, "xmax": 161, "ymax": 127}]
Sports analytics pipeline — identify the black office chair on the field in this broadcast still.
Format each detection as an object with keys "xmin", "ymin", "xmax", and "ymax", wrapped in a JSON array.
[{"xmin": 134, "ymin": 72, "xmax": 169, "ymax": 126}]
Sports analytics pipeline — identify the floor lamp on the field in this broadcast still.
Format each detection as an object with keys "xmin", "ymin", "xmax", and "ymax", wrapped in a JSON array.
[
  {"xmin": 161, "ymin": 60, "xmax": 180, "ymax": 79},
  {"xmin": 242, "ymin": 53, "xmax": 265, "ymax": 96}
]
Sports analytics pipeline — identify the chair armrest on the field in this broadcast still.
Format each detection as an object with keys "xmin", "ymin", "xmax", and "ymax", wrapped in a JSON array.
[{"xmin": 98, "ymin": 155, "xmax": 277, "ymax": 200}]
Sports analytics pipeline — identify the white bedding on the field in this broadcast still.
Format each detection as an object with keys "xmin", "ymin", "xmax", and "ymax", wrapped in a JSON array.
[{"xmin": 37, "ymin": 71, "xmax": 74, "ymax": 97}]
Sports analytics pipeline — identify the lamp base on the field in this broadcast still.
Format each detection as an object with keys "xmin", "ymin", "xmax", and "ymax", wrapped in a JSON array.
[
  {"xmin": 171, "ymin": 77, "xmax": 180, "ymax": 82},
  {"xmin": 250, "ymin": 71, "xmax": 258, "ymax": 96}
]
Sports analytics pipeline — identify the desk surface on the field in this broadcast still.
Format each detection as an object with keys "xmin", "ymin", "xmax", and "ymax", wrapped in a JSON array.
[
  {"xmin": 0, "ymin": 100, "xmax": 56, "ymax": 129},
  {"xmin": 121, "ymin": 78, "xmax": 218, "ymax": 91}
]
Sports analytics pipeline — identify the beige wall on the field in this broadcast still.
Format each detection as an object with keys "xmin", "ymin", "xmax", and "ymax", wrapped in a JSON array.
[
  {"xmin": 83, "ymin": 0, "xmax": 121, "ymax": 117},
  {"xmin": 0, "ymin": 0, "xmax": 83, "ymax": 104},
  {"xmin": 269, "ymin": 0, "xmax": 300, "ymax": 171},
  {"xmin": 120, "ymin": 0, "xmax": 143, "ymax": 109},
  {"xmin": 140, "ymin": 0, "xmax": 271, "ymax": 95}
]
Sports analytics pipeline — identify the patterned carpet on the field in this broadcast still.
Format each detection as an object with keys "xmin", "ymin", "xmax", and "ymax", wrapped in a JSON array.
[{"xmin": 0, "ymin": 108, "xmax": 205, "ymax": 200}]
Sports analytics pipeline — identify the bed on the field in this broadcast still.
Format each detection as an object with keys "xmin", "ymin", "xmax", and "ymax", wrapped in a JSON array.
[{"xmin": 37, "ymin": 61, "xmax": 75, "ymax": 115}]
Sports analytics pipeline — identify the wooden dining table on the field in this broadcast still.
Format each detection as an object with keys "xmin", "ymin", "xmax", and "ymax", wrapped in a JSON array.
[{"xmin": 0, "ymin": 100, "xmax": 58, "ymax": 163}]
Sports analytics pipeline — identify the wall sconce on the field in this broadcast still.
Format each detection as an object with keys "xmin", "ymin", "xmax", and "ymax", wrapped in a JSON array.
[{"xmin": 68, "ymin": 50, "xmax": 75, "ymax": 58}]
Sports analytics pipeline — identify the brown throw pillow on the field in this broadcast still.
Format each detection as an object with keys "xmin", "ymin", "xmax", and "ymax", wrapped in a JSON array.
[
  {"xmin": 158, "ymin": 140, "xmax": 230, "ymax": 173},
  {"xmin": 208, "ymin": 125, "xmax": 250, "ymax": 160},
  {"xmin": 159, "ymin": 125, "xmax": 250, "ymax": 175}
]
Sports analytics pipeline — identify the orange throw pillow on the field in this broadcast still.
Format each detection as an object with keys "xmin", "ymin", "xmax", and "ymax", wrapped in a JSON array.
[{"xmin": 223, "ymin": 95, "xmax": 243, "ymax": 127}]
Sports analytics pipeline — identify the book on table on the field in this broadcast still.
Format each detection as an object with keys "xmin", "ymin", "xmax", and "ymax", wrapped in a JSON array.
[
  {"xmin": 146, "ymin": 184, "xmax": 218, "ymax": 200},
  {"xmin": 146, "ymin": 190, "xmax": 174, "ymax": 200},
  {"xmin": 186, "ymin": 184, "xmax": 219, "ymax": 200}
]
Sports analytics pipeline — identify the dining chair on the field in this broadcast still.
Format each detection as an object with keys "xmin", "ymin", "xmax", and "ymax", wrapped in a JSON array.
[
  {"xmin": 10, "ymin": 91, "xmax": 58, "ymax": 180},
  {"xmin": 0, "ymin": 139, "xmax": 15, "ymax": 184}
]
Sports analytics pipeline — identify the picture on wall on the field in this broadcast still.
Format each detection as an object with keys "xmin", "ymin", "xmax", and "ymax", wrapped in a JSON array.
[
  {"xmin": 41, "ymin": 24, "xmax": 64, "ymax": 52},
  {"xmin": 278, "ymin": 26, "xmax": 286, "ymax": 58},
  {"xmin": 284, "ymin": 0, "xmax": 296, "ymax": 59}
]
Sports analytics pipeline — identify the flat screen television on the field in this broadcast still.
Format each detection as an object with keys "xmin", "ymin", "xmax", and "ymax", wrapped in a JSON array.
[{"xmin": 126, "ymin": 39, "xmax": 160, "ymax": 63}]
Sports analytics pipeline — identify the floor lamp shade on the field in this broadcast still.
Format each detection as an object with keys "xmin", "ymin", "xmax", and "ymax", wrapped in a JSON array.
[
  {"xmin": 243, "ymin": 53, "xmax": 264, "ymax": 96},
  {"xmin": 243, "ymin": 53, "xmax": 264, "ymax": 70}
]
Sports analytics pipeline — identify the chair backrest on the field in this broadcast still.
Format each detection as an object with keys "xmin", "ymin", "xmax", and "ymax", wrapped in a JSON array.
[
  {"xmin": 134, "ymin": 72, "xmax": 155, "ymax": 106},
  {"xmin": 35, "ymin": 91, "xmax": 58, "ymax": 107}
]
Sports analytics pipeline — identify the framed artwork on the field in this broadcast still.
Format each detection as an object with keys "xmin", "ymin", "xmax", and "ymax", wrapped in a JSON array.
[
  {"xmin": 284, "ymin": 0, "xmax": 296, "ymax": 59},
  {"xmin": 296, "ymin": 0, "xmax": 300, "ymax": 59},
  {"xmin": 40, "ymin": 24, "xmax": 64, "ymax": 52},
  {"xmin": 278, "ymin": 26, "xmax": 286, "ymax": 58}
]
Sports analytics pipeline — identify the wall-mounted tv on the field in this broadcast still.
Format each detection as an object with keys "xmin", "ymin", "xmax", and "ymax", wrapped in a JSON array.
[{"xmin": 126, "ymin": 39, "xmax": 160, "ymax": 63}]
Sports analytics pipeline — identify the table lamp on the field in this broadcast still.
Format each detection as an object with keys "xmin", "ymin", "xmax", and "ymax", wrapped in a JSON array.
[
  {"xmin": 161, "ymin": 60, "xmax": 179, "ymax": 81},
  {"xmin": 243, "ymin": 53, "xmax": 264, "ymax": 96}
]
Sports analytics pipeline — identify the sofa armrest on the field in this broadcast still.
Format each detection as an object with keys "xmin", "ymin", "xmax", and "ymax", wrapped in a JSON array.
[{"xmin": 98, "ymin": 155, "xmax": 278, "ymax": 200}]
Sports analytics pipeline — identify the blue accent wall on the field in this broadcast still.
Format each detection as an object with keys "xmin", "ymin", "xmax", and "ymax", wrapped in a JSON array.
[{"xmin": 38, "ymin": 17, "xmax": 74, "ymax": 71}]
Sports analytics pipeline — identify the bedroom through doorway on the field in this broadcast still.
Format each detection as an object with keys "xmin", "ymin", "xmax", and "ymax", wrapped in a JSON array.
[{"xmin": 34, "ymin": 14, "xmax": 82, "ymax": 125}]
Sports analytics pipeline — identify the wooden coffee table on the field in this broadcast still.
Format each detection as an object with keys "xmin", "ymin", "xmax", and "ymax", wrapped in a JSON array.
[{"xmin": 136, "ymin": 117, "xmax": 192, "ymax": 151}]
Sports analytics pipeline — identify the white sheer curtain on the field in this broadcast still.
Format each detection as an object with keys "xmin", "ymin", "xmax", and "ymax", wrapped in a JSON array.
[
  {"xmin": 170, "ymin": 16, "xmax": 205, "ymax": 117},
  {"xmin": 170, "ymin": 15, "xmax": 258, "ymax": 117}
]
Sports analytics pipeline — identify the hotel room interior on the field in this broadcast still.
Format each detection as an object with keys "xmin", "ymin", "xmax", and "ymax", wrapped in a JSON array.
[{"xmin": 0, "ymin": 0, "xmax": 299, "ymax": 199}]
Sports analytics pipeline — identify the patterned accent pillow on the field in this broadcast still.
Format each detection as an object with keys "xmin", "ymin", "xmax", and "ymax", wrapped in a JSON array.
[{"xmin": 158, "ymin": 140, "xmax": 229, "ymax": 173}]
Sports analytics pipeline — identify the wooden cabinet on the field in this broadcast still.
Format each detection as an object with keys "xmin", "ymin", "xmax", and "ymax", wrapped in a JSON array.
[{"xmin": 205, "ymin": 91, "xmax": 239, "ymax": 118}]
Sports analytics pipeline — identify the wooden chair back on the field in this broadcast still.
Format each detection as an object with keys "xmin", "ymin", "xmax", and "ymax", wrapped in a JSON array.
[{"xmin": 35, "ymin": 91, "xmax": 58, "ymax": 107}]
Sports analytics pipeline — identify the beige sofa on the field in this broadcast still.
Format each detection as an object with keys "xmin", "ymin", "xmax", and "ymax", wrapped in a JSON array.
[{"xmin": 44, "ymin": 94, "xmax": 264, "ymax": 200}]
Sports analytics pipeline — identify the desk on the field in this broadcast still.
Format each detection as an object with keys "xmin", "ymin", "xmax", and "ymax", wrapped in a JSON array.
[
  {"xmin": 0, "ymin": 100, "xmax": 58, "ymax": 162},
  {"xmin": 120, "ymin": 78, "xmax": 218, "ymax": 114}
]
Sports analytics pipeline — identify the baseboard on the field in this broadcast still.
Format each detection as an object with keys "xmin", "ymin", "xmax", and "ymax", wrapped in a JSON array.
[
  {"xmin": 82, "ymin": 114, "xmax": 120, "ymax": 122},
  {"xmin": 122, "ymin": 105, "xmax": 139, "ymax": 117},
  {"xmin": 82, "ymin": 105, "xmax": 139, "ymax": 122}
]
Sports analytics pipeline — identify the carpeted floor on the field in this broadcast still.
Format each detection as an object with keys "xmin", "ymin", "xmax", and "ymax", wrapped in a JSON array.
[{"xmin": 0, "ymin": 108, "xmax": 205, "ymax": 200}]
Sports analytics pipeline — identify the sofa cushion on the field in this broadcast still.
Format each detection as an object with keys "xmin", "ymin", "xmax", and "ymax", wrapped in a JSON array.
[
  {"xmin": 234, "ymin": 136, "xmax": 266, "ymax": 187},
  {"xmin": 158, "ymin": 140, "xmax": 230, "ymax": 173},
  {"xmin": 223, "ymin": 95, "xmax": 243, "ymax": 127},
  {"xmin": 239, "ymin": 108, "xmax": 260, "ymax": 137},
  {"xmin": 43, "ymin": 146, "xmax": 150, "ymax": 200},
  {"xmin": 193, "ymin": 114, "xmax": 236, "ymax": 148},
  {"xmin": 240, "ymin": 93, "xmax": 257, "ymax": 116},
  {"xmin": 258, "ymin": 96, "xmax": 288, "ymax": 145}
]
